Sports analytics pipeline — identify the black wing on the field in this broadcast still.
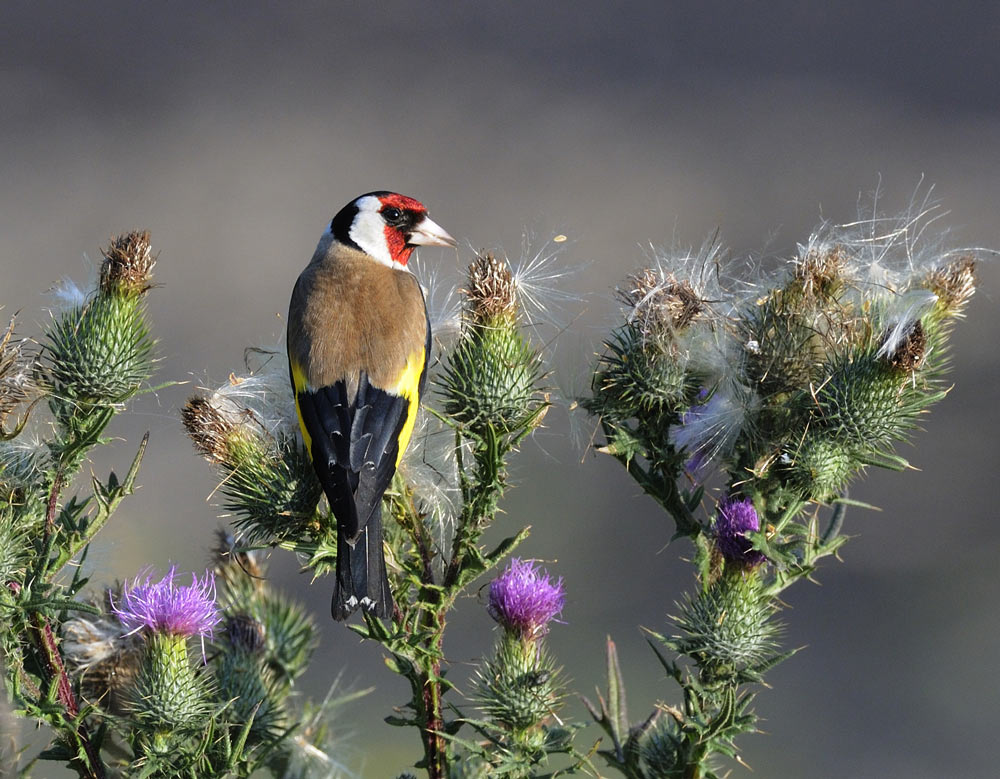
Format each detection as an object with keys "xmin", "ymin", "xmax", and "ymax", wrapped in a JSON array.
[{"xmin": 295, "ymin": 374, "xmax": 410, "ymax": 541}]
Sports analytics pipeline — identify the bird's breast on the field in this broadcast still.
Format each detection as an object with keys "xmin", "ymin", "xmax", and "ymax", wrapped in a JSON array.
[{"xmin": 290, "ymin": 252, "xmax": 427, "ymax": 392}]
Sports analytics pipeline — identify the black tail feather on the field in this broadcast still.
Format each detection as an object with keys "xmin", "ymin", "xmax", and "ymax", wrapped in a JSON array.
[{"xmin": 331, "ymin": 503, "xmax": 393, "ymax": 620}]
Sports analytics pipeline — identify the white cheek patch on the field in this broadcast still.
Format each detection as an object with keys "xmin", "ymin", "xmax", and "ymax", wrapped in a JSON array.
[{"xmin": 348, "ymin": 195, "xmax": 394, "ymax": 267}]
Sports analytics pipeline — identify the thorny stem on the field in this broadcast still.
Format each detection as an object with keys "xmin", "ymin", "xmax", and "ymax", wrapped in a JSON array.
[
  {"xmin": 44, "ymin": 467, "xmax": 65, "ymax": 538},
  {"xmin": 444, "ymin": 427, "xmax": 507, "ymax": 588},
  {"xmin": 29, "ymin": 614, "xmax": 106, "ymax": 779},
  {"xmin": 420, "ymin": 610, "xmax": 447, "ymax": 779},
  {"xmin": 387, "ymin": 421, "xmax": 514, "ymax": 778}
]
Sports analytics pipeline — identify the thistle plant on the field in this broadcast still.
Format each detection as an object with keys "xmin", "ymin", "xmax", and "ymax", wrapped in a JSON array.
[
  {"xmin": 0, "ymin": 233, "xmax": 359, "ymax": 778},
  {"xmin": 110, "ymin": 567, "xmax": 219, "ymax": 739},
  {"xmin": 458, "ymin": 558, "xmax": 569, "ymax": 776},
  {"xmin": 583, "ymin": 193, "xmax": 985, "ymax": 777},
  {"xmin": 183, "ymin": 247, "xmax": 582, "ymax": 778}
]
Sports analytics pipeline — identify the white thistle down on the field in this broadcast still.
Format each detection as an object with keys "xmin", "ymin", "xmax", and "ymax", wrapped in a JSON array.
[{"xmin": 201, "ymin": 346, "xmax": 299, "ymax": 442}]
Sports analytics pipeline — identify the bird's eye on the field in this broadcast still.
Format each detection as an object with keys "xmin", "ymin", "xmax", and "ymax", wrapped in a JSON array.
[{"xmin": 382, "ymin": 207, "xmax": 403, "ymax": 223}]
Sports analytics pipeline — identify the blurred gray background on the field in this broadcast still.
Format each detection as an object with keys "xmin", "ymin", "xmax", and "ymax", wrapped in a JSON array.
[{"xmin": 3, "ymin": 2, "xmax": 999, "ymax": 777}]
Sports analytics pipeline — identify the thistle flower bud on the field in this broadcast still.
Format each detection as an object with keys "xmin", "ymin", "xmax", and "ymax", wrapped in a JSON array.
[
  {"xmin": 809, "ymin": 350, "xmax": 919, "ymax": 447},
  {"xmin": 590, "ymin": 324, "xmax": 692, "ymax": 420},
  {"xmin": 216, "ymin": 614, "xmax": 285, "ymax": 737},
  {"xmin": 713, "ymin": 496, "xmax": 767, "ymax": 568},
  {"xmin": 112, "ymin": 567, "xmax": 219, "ymax": 729},
  {"xmin": 215, "ymin": 555, "xmax": 317, "ymax": 689},
  {"xmin": 785, "ymin": 436, "xmax": 854, "ymax": 502},
  {"xmin": 476, "ymin": 633, "xmax": 563, "ymax": 738},
  {"xmin": 43, "ymin": 231, "xmax": 156, "ymax": 407},
  {"xmin": 670, "ymin": 569, "xmax": 780, "ymax": 678},
  {"xmin": 439, "ymin": 252, "xmax": 546, "ymax": 435}
]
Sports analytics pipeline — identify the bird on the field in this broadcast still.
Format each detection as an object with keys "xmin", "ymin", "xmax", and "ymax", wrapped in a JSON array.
[{"xmin": 287, "ymin": 191, "xmax": 456, "ymax": 620}]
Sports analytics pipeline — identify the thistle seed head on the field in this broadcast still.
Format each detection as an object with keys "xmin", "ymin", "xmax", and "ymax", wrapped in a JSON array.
[
  {"xmin": 924, "ymin": 255, "xmax": 976, "ymax": 319},
  {"xmin": 99, "ymin": 230, "xmax": 156, "ymax": 296},
  {"xmin": 0, "ymin": 317, "xmax": 36, "ymax": 428},
  {"xmin": 182, "ymin": 395, "xmax": 244, "ymax": 463},
  {"xmin": 619, "ymin": 267, "xmax": 703, "ymax": 340},
  {"xmin": 465, "ymin": 251, "xmax": 518, "ymax": 323}
]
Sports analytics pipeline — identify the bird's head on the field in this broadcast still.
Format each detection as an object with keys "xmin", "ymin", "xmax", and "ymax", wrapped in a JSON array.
[{"xmin": 329, "ymin": 191, "xmax": 456, "ymax": 268}]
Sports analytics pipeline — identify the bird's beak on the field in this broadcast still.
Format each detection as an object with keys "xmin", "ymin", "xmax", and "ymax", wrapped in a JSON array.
[{"xmin": 408, "ymin": 216, "xmax": 457, "ymax": 248}]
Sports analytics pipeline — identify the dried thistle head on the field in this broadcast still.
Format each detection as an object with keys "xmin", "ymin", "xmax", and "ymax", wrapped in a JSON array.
[
  {"xmin": 0, "ymin": 317, "xmax": 36, "ymax": 428},
  {"xmin": 465, "ymin": 251, "xmax": 517, "ymax": 323},
  {"xmin": 225, "ymin": 614, "xmax": 267, "ymax": 654},
  {"xmin": 182, "ymin": 395, "xmax": 237, "ymax": 463},
  {"xmin": 619, "ymin": 268, "xmax": 703, "ymax": 339},
  {"xmin": 882, "ymin": 320, "xmax": 926, "ymax": 372},
  {"xmin": 793, "ymin": 245, "xmax": 847, "ymax": 300},
  {"xmin": 924, "ymin": 255, "xmax": 976, "ymax": 318},
  {"xmin": 99, "ymin": 230, "xmax": 156, "ymax": 296},
  {"xmin": 184, "ymin": 393, "xmax": 268, "ymax": 469}
]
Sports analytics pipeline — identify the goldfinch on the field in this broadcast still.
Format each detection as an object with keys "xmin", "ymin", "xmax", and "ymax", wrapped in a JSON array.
[{"xmin": 287, "ymin": 192, "xmax": 456, "ymax": 619}]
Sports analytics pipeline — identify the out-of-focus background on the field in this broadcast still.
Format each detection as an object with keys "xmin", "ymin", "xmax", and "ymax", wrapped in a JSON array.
[{"xmin": 3, "ymin": 3, "xmax": 998, "ymax": 776}]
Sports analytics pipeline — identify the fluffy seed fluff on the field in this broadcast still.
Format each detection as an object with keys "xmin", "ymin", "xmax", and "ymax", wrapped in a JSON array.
[{"xmin": 591, "ymin": 185, "xmax": 984, "ymax": 492}]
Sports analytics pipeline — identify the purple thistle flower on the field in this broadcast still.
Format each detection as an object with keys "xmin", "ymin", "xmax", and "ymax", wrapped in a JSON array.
[
  {"xmin": 488, "ymin": 558, "xmax": 565, "ymax": 639},
  {"xmin": 112, "ymin": 565, "xmax": 221, "ymax": 640},
  {"xmin": 714, "ymin": 496, "xmax": 767, "ymax": 567}
]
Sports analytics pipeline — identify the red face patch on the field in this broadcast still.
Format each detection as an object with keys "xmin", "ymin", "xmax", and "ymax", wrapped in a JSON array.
[
  {"xmin": 379, "ymin": 193, "xmax": 427, "ymax": 266},
  {"xmin": 379, "ymin": 193, "xmax": 425, "ymax": 212},
  {"xmin": 383, "ymin": 228, "xmax": 412, "ymax": 265}
]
